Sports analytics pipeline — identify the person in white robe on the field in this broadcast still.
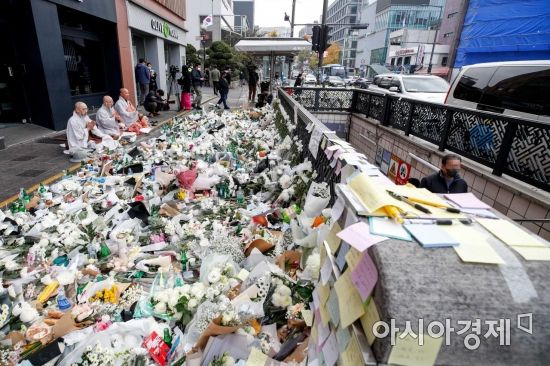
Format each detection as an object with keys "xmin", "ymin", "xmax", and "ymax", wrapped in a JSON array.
[
  {"xmin": 66, "ymin": 102, "xmax": 116, "ymax": 162},
  {"xmin": 114, "ymin": 88, "xmax": 139, "ymax": 127},
  {"xmin": 96, "ymin": 96, "xmax": 124, "ymax": 139}
]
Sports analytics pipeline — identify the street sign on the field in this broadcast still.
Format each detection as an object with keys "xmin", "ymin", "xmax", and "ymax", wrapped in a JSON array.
[
  {"xmin": 395, "ymin": 160, "xmax": 411, "ymax": 185},
  {"xmin": 416, "ymin": 44, "xmax": 425, "ymax": 65}
]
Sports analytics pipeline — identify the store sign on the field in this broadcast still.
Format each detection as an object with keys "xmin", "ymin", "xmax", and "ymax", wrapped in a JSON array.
[
  {"xmin": 151, "ymin": 19, "xmax": 179, "ymax": 39},
  {"xmin": 395, "ymin": 48, "xmax": 416, "ymax": 56}
]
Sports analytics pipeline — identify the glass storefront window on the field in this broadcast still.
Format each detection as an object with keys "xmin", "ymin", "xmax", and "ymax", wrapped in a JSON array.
[{"xmin": 62, "ymin": 38, "xmax": 106, "ymax": 96}]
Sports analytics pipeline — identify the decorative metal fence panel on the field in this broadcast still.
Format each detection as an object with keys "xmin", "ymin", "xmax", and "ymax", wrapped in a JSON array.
[{"xmin": 281, "ymin": 87, "xmax": 550, "ymax": 192}]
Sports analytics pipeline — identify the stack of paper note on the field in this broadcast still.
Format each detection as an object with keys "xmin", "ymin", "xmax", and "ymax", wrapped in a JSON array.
[
  {"xmin": 477, "ymin": 218, "xmax": 550, "ymax": 261},
  {"xmin": 445, "ymin": 192, "xmax": 490, "ymax": 209},
  {"xmin": 404, "ymin": 224, "xmax": 460, "ymax": 248}
]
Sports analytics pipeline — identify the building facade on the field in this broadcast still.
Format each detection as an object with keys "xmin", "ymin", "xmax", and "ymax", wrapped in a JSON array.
[
  {"xmin": 121, "ymin": 0, "xmax": 187, "ymax": 101},
  {"xmin": 355, "ymin": 0, "xmax": 447, "ymax": 69},
  {"xmin": 436, "ymin": 0, "xmax": 467, "ymax": 79},
  {"xmin": 326, "ymin": 0, "xmax": 362, "ymax": 69},
  {"xmin": 186, "ymin": 0, "xmax": 237, "ymax": 50},
  {"xmin": 0, "ymin": 0, "xmax": 122, "ymax": 130},
  {"xmin": 259, "ymin": 27, "xmax": 292, "ymax": 38},
  {"xmin": 234, "ymin": 0, "xmax": 254, "ymax": 35},
  {"xmin": 298, "ymin": 21, "xmax": 319, "ymax": 39}
]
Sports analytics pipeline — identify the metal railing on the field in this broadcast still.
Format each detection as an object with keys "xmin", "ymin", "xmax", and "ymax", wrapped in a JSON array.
[{"xmin": 282, "ymin": 87, "xmax": 550, "ymax": 192}]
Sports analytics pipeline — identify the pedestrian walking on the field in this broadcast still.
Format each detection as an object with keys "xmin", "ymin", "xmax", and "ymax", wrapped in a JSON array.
[
  {"xmin": 204, "ymin": 67, "xmax": 211, "ymax": 87},
  {"xmin": 211, "ymin": 65, "xmax": 220, "ymax": 96},
  {"xmin": 216, "ymin": 71, "xmax": 230, "ymax": 110},
  {"xmin": 248, "ymin": 66, "xmax": 259, "ymax": 103},
  {"xmin": 191, "ymin": 63, "xmax": 204, "ymax": 110},
  {"xmin": 147, "ymin": 62, "xmax": 158, "ymax": 92}
]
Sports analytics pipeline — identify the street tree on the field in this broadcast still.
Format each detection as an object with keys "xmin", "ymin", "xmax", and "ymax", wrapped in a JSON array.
[{"xmin": 323, "ymin": 43, "xmax": 341, "ymax": 65}]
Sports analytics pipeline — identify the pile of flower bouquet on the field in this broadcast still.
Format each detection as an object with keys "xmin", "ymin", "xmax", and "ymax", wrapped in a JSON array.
[{"xmin": 0, "ymin": 102, "xmax": 333, "ymax": 366}]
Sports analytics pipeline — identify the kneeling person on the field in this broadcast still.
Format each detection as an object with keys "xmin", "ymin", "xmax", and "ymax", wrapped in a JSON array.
[
  {"xmin": 96, "ymin": 96, "xmax": 124, "ymax": 139},
  {"xmin": 144, "ymin": 89, "xmax": 168, "ymax": 116},
  {"xmin": 66, "ymin": 102, "xmax": 106, "ymax": 161}
]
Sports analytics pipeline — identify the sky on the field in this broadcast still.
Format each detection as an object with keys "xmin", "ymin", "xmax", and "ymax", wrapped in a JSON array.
[{"xmin": 254, "ymin": 0, "xmax": 329, "ymax": 29}]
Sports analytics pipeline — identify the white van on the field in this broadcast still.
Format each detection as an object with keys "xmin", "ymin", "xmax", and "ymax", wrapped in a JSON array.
[{"xmin": 445, "ymin": 61, "xmax": 550, "ymax": 123}]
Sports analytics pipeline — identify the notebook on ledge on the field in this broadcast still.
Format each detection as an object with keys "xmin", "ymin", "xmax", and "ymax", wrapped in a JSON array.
[{"xmin": 404, "ymin": 224, "xmax": 460, "ymax": 248}]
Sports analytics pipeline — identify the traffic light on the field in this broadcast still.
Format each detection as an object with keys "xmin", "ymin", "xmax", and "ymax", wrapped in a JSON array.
[
  {"xmin": 320, "ymin": 25, "xmax": 331, "ymax": 53},
  {"xmin": 311, "ymin": 25, "xmax": 321, "ymax": 51}
]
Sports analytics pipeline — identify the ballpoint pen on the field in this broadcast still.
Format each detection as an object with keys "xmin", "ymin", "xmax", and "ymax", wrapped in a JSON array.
[{"xmin": 387, "ymin": 190, "xmax": 432, "ymax": 214}]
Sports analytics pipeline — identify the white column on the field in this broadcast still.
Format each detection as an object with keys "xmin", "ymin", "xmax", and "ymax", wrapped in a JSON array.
[
  {"xmin": 146, "ymin": 37, "xmax": 166, "ymax": 92},
  {"xmin": 169, "ymin": 45, "xmax": 185, "ymax": 73}
]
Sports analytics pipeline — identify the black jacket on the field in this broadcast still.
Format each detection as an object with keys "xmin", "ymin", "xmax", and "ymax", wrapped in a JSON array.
[
  {"xmin": 294, "ymin": 76, "xmax": 303, "ymax": 87},
  {"xmin": 191, "ymin": 68, "xmax": 202, "ymax": 86},
  {"xmin": 218, "ymin": 77, "xmax": 229, "ymax": 92},
  {"xmin": 420, "ymin": 171, "xmax": 468, "ymax": 194}
]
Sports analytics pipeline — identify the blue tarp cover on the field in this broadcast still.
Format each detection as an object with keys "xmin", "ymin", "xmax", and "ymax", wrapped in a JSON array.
[{"xmin": 454, "ymin": 0, "xmax": 550, "ymax": 68}]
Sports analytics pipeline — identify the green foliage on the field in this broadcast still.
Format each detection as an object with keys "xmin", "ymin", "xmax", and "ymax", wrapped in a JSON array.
[
  {"xmin": 185, "ymin": 44, "xmax": 201, "ymax": 66},
  {"xmin": 206, "ymin": 41, "xmax": 234, "ymax": 71},
  {"xmin": 175, "ymin": 296, "xmax": 193, "ymax": 326}
]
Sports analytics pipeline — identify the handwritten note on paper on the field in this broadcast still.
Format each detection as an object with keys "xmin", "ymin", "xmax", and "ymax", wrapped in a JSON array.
[
  {"xmin": 326, "ymin": 222, "xmax": 343, "ymax": 254},
  {"xmin": 359, "ymin": 297, "xmax": 381, "ymax": 346},
  {"xmin": 445, "ymin": 192, "xmax": 490, "ymax": 209},
  {"xmin": 326, "ymin": 288, "xmax": 341, "ymax": 327},
  {"xmin": 388, "ymin": 333, "xmax": 443, "ymax": 366},
  {"xmin": 246, "ymin": 347, "xmax": 268, "ymax": 366},
  {"xmin": 335, "ymin": 241, "xmax": 351, "ymax": 271},
  {"xmin": 441, "ymin": 224, "xmax": 505, "ymax": 264},
  {"xmin": 513, "ymin": 246, "xmax": 550, "ymax": 261},
  {"xmin": 337, "ymin": 222, "xmax": 387, "ymax": 252},
  {"xmin": 322, "ymin": 332, "xmax": 339, "ymax": 366},
  {"xmin": 320, "ymin": 256, "xmax": 333, "ymax": 285},
  {"xmin": 477, "ymin": 218, "xmax": 546, "ymax": 248},
  {"xmin": 340, "ymin": 333, "xmax": 364, "ymax": 366},
  {"xmin": 336, "ymin": 327, "xmax": 351, "ymax": 353},
  {"xmin": 330, "ymin": 196, "xmax": 346, "ymax": 228},
  {"xmin": 317, "ymin": 283, "xmax": 331, "ymax": 306},
  {"xmin": 334, "ymin": 269, "xmax": 366, "ymax": 328},
  {"xmin": 351, "ymin": 252, "xmax": 379, "ymax": 301},
  {"xmin": 319, "ymin": 302, "xmax": 331, "ymax": 326},
  {"xmin": 345, "ymin": 247, "xmax": 362, "ymax": 270},
  {"xmin": 301, "ymin": 309, "xmax": 313, "ymax": 326}
]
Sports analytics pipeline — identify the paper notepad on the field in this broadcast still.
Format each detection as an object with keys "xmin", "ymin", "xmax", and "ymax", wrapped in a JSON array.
[
  {"xmin": 441, "ymin": 224, "xmax": 505, "ymax": 265},
  {"xmin": 477, "ymin": 218, "xmax": 546, "ymax": 247},
  {"xmin": 512, "ymin": 246, "xmax": 550, "ymax": 261},
  {"xmin": 404, "ymin": 224, "xmax": 460, "ymax": 248},
  {"xmin": 369, "ymin": 217, "xmax": 412, "ymax": 241},
  {"xmin": 347, "ymin": 173, "xmax": 410, "ymax": 215},
  {"xmin": 445, "ymin": 193, "xmax": 490, "ymax": 209}
]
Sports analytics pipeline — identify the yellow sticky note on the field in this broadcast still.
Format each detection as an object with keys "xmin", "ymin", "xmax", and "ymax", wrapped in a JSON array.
[
  {"xmin": 301, "ymin": 309, "xmax": 313, "ymax": 326},
  {"xmin": 246, "ymin": 347, "xmax": 268, "ymax": 366},
  {"xmin": 334, "ymin": 269, "xmax": 365, "ymax": 328},
  {"xmin": 345, "ymin": 247, "xmax": 362, "ymax": 270},
  {"xmin": 318, "ymin": 283, "xmax": 330, "ymax": 305},
  {"xmin": 477, "ymin": 218, "xmax": 546, "ymax": 247},
  {"xmin": 319, "ymin": 302, "xmax": 331, "ymax": 326},
  {"xmin": 348, "ymin": 173, "xmax": 410, "ymax": 214},
  {"xmin": 340, "ymin": 333, "xmax": 364, "ymax": 366},
  {"xmin": 326, "ymin": 222, "xmax": 342, "ymax": 254},
  {"xmin": 359, "ymin": 297, "xmax": 380, "ymax": 346},
  {"xmin": 388, "ymin": 334, "xmax": 443, "ymax": 366},
  {"xmin": 237, "ymin": 268, "xmax": 250, "ymax": 281},
  {"xmin": 512, "ymin": 246, "xmax": 550, "ymax": 261},
  {"xmin": 441, "ymin": 224, "xmax": 505, "ymax": 265}
]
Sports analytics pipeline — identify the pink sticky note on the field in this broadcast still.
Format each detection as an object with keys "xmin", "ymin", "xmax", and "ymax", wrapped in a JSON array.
[
  {"xmin": 335, "ymin": 160, "xmax": 343, "ymax": 176},
  {"xmin": 337, "ymin": 222, "xmax": 387, "ymax": 252},
  {"xmin": 351, "ymin": 252, "xmax": 379, "ymax": 301},
  {"xmin": 325, "ymin": 148, "xmax": 335, "ymax": 159}
]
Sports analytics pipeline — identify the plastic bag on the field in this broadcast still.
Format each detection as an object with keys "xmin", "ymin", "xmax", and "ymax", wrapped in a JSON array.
[
  {"xmin": 199, "ymin": 254, "xmax": 239, "ymax": 285},
  {"xmin": 134, "ymin": 270, "xmax": 184, "ymax": 321}
]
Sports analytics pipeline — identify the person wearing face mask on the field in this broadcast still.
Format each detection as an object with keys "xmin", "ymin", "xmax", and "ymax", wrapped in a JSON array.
[
  {"xmin": 420, "ymin": 154, "xmax": 468, "ymax": 194},
  {"xmin": 191, "ymin": 63, "xmax": 204, "ymax": 110}
]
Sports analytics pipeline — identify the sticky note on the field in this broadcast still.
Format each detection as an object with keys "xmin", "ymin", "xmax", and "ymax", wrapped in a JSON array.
[
  {"xmin": 301, "ymin": 309, "xmax": 313, "ymax": 326},
  {"xmin": 322, "ymin": 332, "xmax": 339, "ymax": 366},
  {"xmin": 359, "ymin": 297, "xmax": 381, "ymax": 346},
  {"xmin": 319, "ymin": 302, "xmax": 331, "ymax": 326},
  {"xmin": 326, "ymin": 288, "xmax": 340, "ymax": 327},
  {"xmin": 337, "ymin": 222, "xmax": 387, "ymax": 252},
  {"xmin": 237, "ymin": 268, "xmax": 250, "ymax": 281},
  {"xmin": 388, "ymin": 333, "xmax": 443, "ymax": 366},
  {"xmin": 441, "ymin": 224, "xmax": 505, "ymax": 264},
  {"xmin": 335, "ymin": 241, "xmax": 351, "ymax": 271},
  {"xmin": 512, "ymin": 246, "xmax": 550, "ymax": 261},
  {"xmin": 336, "ymin": 327, "xmax": 351, "ymax": 353},
  {"xmin": 351, "ymin": 252, "xmax": 378, "ymax": 301},
  {"xmin": 320, "ymin": 257, "xmax": 333, "ymax": 285},
  {"xmin": 331, "ymin": 197, "xmax": 346, "ymax": 227},
  {"xmin": 477, "ymin": 218, "xmax": 546, "ymax": 247},
  {"xmin": 246, "ymin": 347, "xmax": 268, "ymax": 366},
  {"xmin": 345, "ymin": 247, "xmax": 362, "ymax": 270},
  {"xmin": 326, "ymin": 222, "xmax": 342, "ymax": 254},
  {"xmin": 369, "ymin": 217, "xmax": 412, "ymax": 241},
  {"xmin": 334, "ymin": 269, "xmax": 365, "ymax": 328},
  {"xmin": 317, "ymin": 283, "xmax": 330, "ymax": 306},
  {"xmin": 340, "ymin": 333, "xmax": 364, "ymax": 366}
]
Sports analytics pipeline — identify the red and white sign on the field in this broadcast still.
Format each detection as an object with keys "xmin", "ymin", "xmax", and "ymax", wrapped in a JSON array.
[
  {"xmin": 395, "ymin": 48, "xmax": 416, "ymax": 56},
  {"xmin": 395, "ymin": 160, "xmax": 411, "ymax": 185},
  {"xmin": 387, "ymin": 154, "xmax": 400, "ymax": 182}
]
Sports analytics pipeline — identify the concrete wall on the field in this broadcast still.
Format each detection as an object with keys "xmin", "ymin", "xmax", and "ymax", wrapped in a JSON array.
[{"xmin": 348, "ymin": 113, "xmax": 550, "ymax": 239}]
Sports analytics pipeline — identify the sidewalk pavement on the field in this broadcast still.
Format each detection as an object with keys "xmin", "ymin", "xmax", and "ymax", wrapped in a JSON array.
[{"xmin": 0, "ymin": 84, "xmax": 256, "ymax": 204}]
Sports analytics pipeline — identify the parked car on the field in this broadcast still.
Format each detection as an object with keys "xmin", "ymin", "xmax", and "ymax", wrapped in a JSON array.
[
  {"xmin": 352, "ymin": 77, "xmax": 371, "ymax": 89},
  {"xmin": 369, "ymin": 74, "xmax": 450, "ymax": 103},
  {"xmin": 445, "ymin": 60, "xmax": 550, "ymax": 122},
  {"xmin": 327, "ymin": 76, "xmax": 346, "ymax": 87},
  {"xmin": 343, "ymin": 76, "xmax": 356, "ymax": 85},
  {"xmin": 304, "ymin": 74, "xmax": 317, "ymax": 84}
]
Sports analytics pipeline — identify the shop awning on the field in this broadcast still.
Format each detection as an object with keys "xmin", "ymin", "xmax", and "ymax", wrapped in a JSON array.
[{"xmin": 234, "ymin": 38, "xmax": 312, "ymax": 56}]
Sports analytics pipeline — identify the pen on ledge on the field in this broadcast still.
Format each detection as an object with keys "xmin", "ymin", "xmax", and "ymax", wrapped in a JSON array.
[{"xmin": 387, "ymin": 190, "xmax": 432, "ymax": 214}]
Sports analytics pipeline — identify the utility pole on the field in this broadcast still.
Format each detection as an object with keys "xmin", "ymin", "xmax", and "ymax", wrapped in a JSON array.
[
  {"xmin": 427, "ymin": 6, "xmax": 443, "ymax": 74},
  {"xmin": 290, "ymin": 0, "xmax": 296, "ymax": 37},
  {"xmin": 318, "ymin": 0, "xmax": 329, "ymax": 84}
]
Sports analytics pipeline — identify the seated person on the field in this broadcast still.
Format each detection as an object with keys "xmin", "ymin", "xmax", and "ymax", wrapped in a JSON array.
[
  {"xmin": 66, "ymin": 102, "xmax": 107, "ymax": 161},
  {"xmin": 96, "ymin": 95, "xmax": 124, "ymax": 139},
  {"xmin": 144, "ymin": 89, "xmax": 168, "ymax": 116},
  {"xmin": 420, "ymin": 154, "xmax": 468, "ymax": 194},
  {"xmin": 114, "ymin": 88, "xmax": 139, "ymax": 126}
]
